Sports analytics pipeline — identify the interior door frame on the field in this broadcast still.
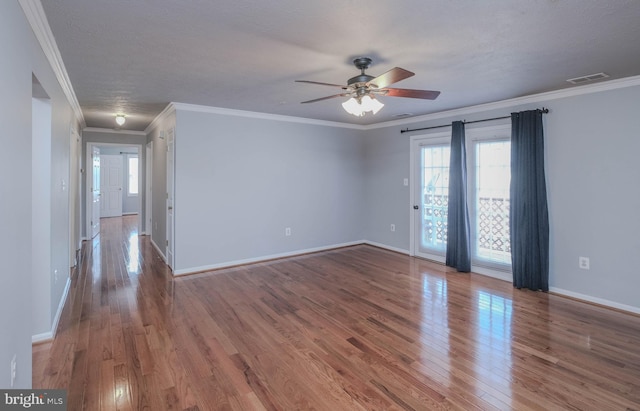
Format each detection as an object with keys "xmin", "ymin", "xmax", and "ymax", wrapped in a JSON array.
[
  {"xmin": 145, "ymin": 141, "xmax": 153, "ymax": 235},
  {"xmin": 69, "ymin": 127, "xmax": 81, "ymax": 266},
  {"xmin": 165, "ymin": 127, "xmax": 175, "ymax": 270},
  {"xmin": 90, "ymin": 145, "xmax": 101, "ymax": 239},
  {"xmin": 85, "ymin": 141, "xmax": 144, "ymax": 238}
]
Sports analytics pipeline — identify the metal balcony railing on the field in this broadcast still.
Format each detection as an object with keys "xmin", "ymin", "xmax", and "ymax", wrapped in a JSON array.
[{"xmin": 422, "ymin": 194, "xmax": 511, "ymax": 260}]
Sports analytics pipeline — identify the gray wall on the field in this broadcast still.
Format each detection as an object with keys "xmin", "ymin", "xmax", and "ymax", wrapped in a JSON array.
[
  {"xmin": 173, "ymin": 109, "xmax": 365, "ymax": 272},
  {"xmin": 1, "ymin": 1, "xmax": 81, "ymax": 387},
  {"xmin": 1, "ymin": 2, "xmax": 33, "ymax": 388},
  {"xmin": 31, "ymin": 97, "xmax": 52, "ymax": 337},
  {"xmin": 364, "ymin": 84, "xmax": 640, "ymax": 310},
  {"xmin": 82, "ymin": 131, "xmax": 147, "ymax": 237}
]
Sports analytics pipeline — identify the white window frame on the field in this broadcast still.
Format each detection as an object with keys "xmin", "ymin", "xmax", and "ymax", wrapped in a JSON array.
[
  {"xmin": 127, "ymin": 154, "xmax": 139, "ymax": 197},
  {"xmin": 466, "ymin": 124, "xmax": 512, "ymax": 278}
]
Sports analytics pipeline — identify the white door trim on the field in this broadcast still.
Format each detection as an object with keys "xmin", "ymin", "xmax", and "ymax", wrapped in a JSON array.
[
  {"xmin": 145, "ymin": 141, "xmax": 153, "ymax": 235},
  {"xmin": 69, "ymin": 127, "xmax": 81, "ymax": 266},
  {"xmin": 166, "ymin": 127, "xmax": 175, "ymax": 270}
]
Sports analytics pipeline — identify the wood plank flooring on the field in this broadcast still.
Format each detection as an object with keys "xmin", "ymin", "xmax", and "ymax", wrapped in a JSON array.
[{"xmin": 33, "ymin": 215, "xmax": 640, "ymax": 410}]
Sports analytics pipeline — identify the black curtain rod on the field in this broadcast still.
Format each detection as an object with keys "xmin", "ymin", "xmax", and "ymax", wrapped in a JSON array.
[{"xmin": 399, "ymin": 107, "xmax": 549, "ymax": 134}]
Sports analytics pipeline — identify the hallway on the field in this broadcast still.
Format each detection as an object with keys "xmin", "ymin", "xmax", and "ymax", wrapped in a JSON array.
[{"xmin": 33, "ymin": 216, "xmax": 174, "ymax": 410}]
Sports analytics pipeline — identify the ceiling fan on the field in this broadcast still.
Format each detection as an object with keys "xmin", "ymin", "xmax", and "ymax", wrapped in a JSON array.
[{"xmin": 296, "ymin": 57, "xmax": 440, "ymax": 116}]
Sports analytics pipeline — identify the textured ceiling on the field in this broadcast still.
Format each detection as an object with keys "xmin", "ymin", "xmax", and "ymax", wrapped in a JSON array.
[{"xmin": 41, "ymin": 0, "xmax": 640, "ymax": 131}]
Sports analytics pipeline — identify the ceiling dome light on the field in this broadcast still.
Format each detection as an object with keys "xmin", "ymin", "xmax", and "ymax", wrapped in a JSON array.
[
  {"xmin": 115, "ymin": 114, "xmax": 126, "ymax": 126},
  {"xmin": 342, "ymin": 94, "xmax": 384, "ymax": 117}
]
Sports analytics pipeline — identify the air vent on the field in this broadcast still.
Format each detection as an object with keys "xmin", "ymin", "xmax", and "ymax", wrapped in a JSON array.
[{"xmin": 566, "ymin": 72, "xmax": 610, "ymax": 85}]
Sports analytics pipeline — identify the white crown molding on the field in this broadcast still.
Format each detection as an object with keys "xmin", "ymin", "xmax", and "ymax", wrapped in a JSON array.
[
  {"xmin": 83, "ymin": 127, "xmax": 147, "ymax": 136},
  {"xmin": 171, "ymin": 102, "xmax": 364, "ymax": 130},
  {"xmin": 366, "ymin": 74, "xmax": 640, "ymax": 130},
  {"xmin": 144, "ymin": 102, "xmax": 177, "ymax": 134},
  {"xmin": 19, "ymin": 0, "xmax": 85, "ymax": 128},
  {"xmin": 154, "ymin": 75, "xmax": 640, "ymax": 133}
]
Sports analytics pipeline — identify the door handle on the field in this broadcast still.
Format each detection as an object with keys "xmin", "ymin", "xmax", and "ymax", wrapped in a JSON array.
[
  {"xmin": 168, "ymin": 206, "xmax": 173, "ymax": 210},
  {"xmin": 413, "ymin": 205, "xmax": 419, "ymax": 210}
]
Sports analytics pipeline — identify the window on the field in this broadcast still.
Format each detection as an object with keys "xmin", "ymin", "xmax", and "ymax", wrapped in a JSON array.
[{"xmin": 127, "ymin": 155, "xmax": 138, "ymax": 196}]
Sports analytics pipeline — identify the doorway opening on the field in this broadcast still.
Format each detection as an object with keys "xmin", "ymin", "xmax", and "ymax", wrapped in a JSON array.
[{"xmin": 85, "ymin": 142, "xmax": 144, "ymax": 239}]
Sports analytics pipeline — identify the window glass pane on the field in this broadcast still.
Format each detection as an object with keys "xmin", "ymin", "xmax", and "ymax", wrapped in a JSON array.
[
  {"xmin": 421, "ymin": 145, "xmax": 450, "ymax": 253},
  {"xmin": 128, "ymin": 156, "xmax": 138, "ymax": 195},
  {"xmin": 475, "ymin": 141, "xmax": 510, "ymax": 264}
]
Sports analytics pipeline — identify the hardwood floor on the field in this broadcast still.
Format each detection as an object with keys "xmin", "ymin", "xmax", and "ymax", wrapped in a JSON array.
[{"xmin": 33, "ymin": 216, "xmax": 640, "ymax": 410}]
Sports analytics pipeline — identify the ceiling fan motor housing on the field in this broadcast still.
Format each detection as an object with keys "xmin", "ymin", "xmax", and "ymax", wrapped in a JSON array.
[
  {"xmin": 348, "ymin": 57, "xmax": 376, "ymax": 88},
  {"xmin": 353, "ymin": 57, "xmax": 372, "ymax": 70}
]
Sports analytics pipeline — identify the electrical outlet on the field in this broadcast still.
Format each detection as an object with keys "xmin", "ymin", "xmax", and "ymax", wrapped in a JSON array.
[
  {"xmin": 390, "ymin": 224, "xmax": 396, "ymax": 232},
  {"xmin": 54, "ymin": 269, "xmax": 58, "ymax": 284},
  {"xmin": 285, "ymin": 227, "xmax": 291, "ymax": 236},
  {"xmin": 10, "ymin": 354, "xmax": 16, "ymax": 387},
  {"xmin": 403, "ymin": 178, "xmax": 408, "ymax": 186},
  {"xmin": 579, "ymin": 256, "xmax": 590, "ymax": 270}
]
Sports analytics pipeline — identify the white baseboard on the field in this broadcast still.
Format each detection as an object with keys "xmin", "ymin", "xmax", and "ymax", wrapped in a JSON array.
[
  {"xmin": 122, "ymin": 212, "xmax": 138, "ymax": 216},
  {"xmin": 32, "ymin": 331, "xmax": 53, "ymax": 344},
  {"xmin": 550, "ymin": 287, "xmax": 640, "ymax": 315},
  {"xmin": 362, "ymin": 240, "xmax": 410, "ymax": 255},
  {"xmin": 32, "ymin": 276, "xmax": 71, "ymax": 344},
  {"xmin": 173, "ymin": 240, "xmax": 365, "ymax": 276},
  {"xmin": 150, "ymin": 238, "xmax": 167, "ymax": 262},
  {"xmin": 471, "ymin": 265, "xmax": 512, "ymax": 282}
]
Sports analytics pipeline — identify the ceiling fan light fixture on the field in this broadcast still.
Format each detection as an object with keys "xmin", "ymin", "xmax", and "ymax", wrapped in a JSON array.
[
  {"xmin": 115, "ymin": 114, "xmax": 126, "ymax": 126},
  {"xmin": 297, "ymin": 57, "xmax": 439, "ymax": 116},
  {"xmin": 342, "ymin": 95, "xmax": 384, "ymax": 117},
  {"xmin": 342, "ymin": 97, "xmax": 364, "ymax": 116},
  {"xmin": 361, "ymin": 94, "xmax": 384, "ymax": 114}
]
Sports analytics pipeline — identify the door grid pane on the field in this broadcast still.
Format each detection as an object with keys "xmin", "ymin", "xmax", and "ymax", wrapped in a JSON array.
[
  {"xmin": 421, "ymin": 145, "xmax": 450, "ymax": 253},
  {"xmin": 475, "ymin": 141, "xmax": 511, "ymax": 264}
]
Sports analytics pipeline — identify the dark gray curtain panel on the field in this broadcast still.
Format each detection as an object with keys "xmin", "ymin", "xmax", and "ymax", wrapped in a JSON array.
[
  {"xmin": 510, "ymin": 110, "xmax": 549, "ymax": 291},
  {"xmin": 446, "ymin": 121, "xmax": 471, "ymax": 272}
]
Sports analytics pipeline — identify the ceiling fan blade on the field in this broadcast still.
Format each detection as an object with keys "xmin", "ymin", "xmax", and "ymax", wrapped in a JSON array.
[
  {"xmin": 301, "ymin": 93, "xmax": 349, "ymax": 104},
  {"xmin": 295, "ymin": 80, "xmax": 346, "ymax": 88},
  {"xmin": 382, "ymin": 88, "xmax": 441, "ymax": 100},
  {"xmin": 367, "ymin": 67, "xmax": 414, "ymax": 89}
]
